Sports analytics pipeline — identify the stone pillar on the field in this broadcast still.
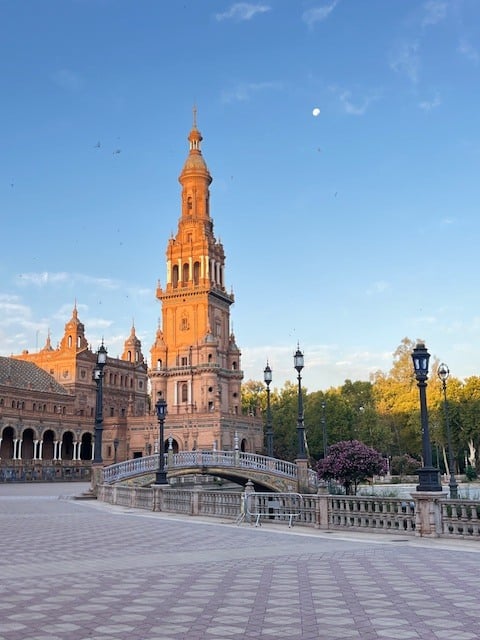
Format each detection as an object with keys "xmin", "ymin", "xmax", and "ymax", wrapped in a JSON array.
[
  {"xmin": 191, "ymin": 485, "xmax": 202, "ymax": 516},
  {"xmin": 411, "ymin": 491, "xmax": 444, "ymax": 537},
  {"xmin": 295, "ymin": 458, "xmax": 309, "ymax": 494},
  {"xmin": 244, "ymin": 479, "xmax": 255, "ymax": 524},
  {"xmin": 90, "ymin": 463, "xmax": 104, "ymax": 496},
  {"xmin": 316, "ymin": 494, "xmax": 330, "ymax": 530},
  {"xmin": 153, "ymin": 485, "xmax": 168, "ymax": 512}
]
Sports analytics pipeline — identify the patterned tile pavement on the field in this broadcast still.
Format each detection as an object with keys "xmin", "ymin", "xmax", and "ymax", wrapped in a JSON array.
[{"xmin": 1, "ymin": 483, "xmax": 480, "ymax": 639}]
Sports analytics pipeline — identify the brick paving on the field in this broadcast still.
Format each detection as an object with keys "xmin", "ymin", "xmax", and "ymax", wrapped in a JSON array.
[{"xmin": 0, "ymin": 483, "xmax": 480, "ymax": 639}]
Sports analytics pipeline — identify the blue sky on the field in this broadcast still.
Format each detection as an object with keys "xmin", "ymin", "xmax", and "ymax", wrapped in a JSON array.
[{"xmin": 1, "ymin": 0, "xmax": 479, "ymax": 392}]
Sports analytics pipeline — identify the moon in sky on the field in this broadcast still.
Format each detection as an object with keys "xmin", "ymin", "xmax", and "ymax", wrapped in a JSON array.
[{"xmin": 312, "ymin": 107, "xmax": 321, "ymax": 117}]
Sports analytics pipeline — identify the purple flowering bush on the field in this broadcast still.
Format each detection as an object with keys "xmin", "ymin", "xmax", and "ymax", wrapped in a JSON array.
[{"xmin": 317, "ymin": 440, "xmax": 388, "ymax": 495}]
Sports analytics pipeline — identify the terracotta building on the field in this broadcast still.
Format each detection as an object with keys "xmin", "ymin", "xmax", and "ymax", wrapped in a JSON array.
[
  {"xmin": 1, "ymin": 116, "xmax": 263, "ymax": 480},
  {"xmin": 148, "ymin": 115, "xmax": 263, "ymax": 454}
]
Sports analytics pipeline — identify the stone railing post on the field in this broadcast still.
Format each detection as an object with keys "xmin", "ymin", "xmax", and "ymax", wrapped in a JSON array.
[
  {"xmin": 153, "ymin": 485, "xmax": 167, "ymax": 512},
  {"xmin": 90, "ymin": 463, "xmax": 104, "ymax": 496},
  {"xmin": 295, "ymin": 458, "xmax": 309, "ymax": 494},
  {"xmin": 191, "ymin": 485, "xmax": 202, "ymax": 516},
  {"xmin": 411, "ymin": 491, "xmax": 443, "ymax": 537},
  {"xmin": 244, "ymin": 479, "xmax": 255, "ymax": 524},
  {"xmin": 316, "ymin": 493, "xmax": 330, "ymax": 529}
]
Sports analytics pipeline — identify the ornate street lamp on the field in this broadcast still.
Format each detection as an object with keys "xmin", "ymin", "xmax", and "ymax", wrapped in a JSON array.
[
  {"xmin": 264, "ymin": 362, "xmax": 273, "ymax": 457},
  {"xmin": 411, "ymin": 342, "xmax": 442, "ymax": 492},
  {"xmin": 321, "ymin": 400, "xmax": 328, "ymax": 458},
  {"xmin": 437, "ymin": 363, "xmax": 458, "ymax": 499},
  {"xmin": 294, "ymin": 346, "xmax": 307, "ymax": 459},
  {"xmin": 155, "ymin": 394, "xmax": 168, "ymax": 484},
  {"xmin": 93, "ymin": 342, "xmax": 107, "ymax": 464}
]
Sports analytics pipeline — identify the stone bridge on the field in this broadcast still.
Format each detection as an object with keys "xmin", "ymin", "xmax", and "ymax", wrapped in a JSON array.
[{"xmin": 102, "ymin": 450, "xmax": 318, "ymax": 493}]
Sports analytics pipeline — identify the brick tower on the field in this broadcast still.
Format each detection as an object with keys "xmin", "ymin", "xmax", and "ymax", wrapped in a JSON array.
[{"xmin": 149, "ymin": 112, "xmax": 263, "ymax": 453}]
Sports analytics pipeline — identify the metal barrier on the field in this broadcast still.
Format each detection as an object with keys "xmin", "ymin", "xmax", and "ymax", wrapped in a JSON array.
[{"xmin": 243, "ymin": 492, "xmax": 304, "ymax": 528}]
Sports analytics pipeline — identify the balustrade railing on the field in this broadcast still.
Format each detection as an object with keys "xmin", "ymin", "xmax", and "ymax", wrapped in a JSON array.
[
  {"xmin": 103, "ymin": 450, "xmax": 300, "ymax": 484},
  {"xmin": 95, "ymin": 483, "xmax": 480, "ymax": 540}
]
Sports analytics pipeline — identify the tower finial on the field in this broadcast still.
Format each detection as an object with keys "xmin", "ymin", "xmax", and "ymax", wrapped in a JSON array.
[{"xmin": 193, "ymin": 104, "xmax": 197, "ymax": 128}]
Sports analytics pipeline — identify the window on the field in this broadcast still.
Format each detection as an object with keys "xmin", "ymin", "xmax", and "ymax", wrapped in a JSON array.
[
  {"xmin": 181, "ymin": 357, "xmax": 188, "ymax": 366},
  {"xmin": 181, "ymin": 383, "xmax": 188, "ymax": 402}
]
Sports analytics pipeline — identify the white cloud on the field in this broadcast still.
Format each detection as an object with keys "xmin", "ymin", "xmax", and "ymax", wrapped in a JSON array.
[
  {"xmin": 339, "ymin": 90, "xmax": 378, "ymax": 115},
  {"xmin": 389, "ymin": 40, "xmax": 420, "ymax": 84},
  {"xmin": 418, "ymin": 93, "xmax": 441, "ymax": 111},
  {"xmin": 302, "ymin": 1, "xmax": 338, "ymax": 28},
  {"xmin": 422, "ymin": 0, "xmax": 448, "ymax": 27},
  {"xmin": 221, "ymin": 81, "xmax": 282, "ymax": 103},
  {"xmin": 15, "ymin": 271, "xmax": 119, "ymax": 290},
  {"xmin": 458, "ymin": 37, "xmax": 479, "ymax": 64},
  {"xmin": 329, "ymin": 86, "xmax": 378, "ymax": 115},
  {"xmin": 215, "ymin": 3, "xmax": 270, "ymax": 22}
]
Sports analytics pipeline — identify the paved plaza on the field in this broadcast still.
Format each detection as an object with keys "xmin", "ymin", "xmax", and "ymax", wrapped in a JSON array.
[{"xmin": 1, "ymin": 484, "xmax": 480, "ymax": 639}]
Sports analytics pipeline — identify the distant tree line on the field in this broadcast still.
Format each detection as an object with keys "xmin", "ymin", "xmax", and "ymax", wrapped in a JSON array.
[{"xmin": 241, "ymin": 337, "xmax": 480, "ymax": 477}]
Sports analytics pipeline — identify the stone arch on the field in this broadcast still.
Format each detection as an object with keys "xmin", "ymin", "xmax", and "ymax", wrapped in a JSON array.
[
  {"xmin": 0, "ymin": 426, "xmax": 14, "ymax": 459},
  {"xmin": 168, "ymin": 437, "xmax": 180, "ymax": 454},
  {"xmin": 21, "ymin": 428, "xmax": 35, "ymax": 460},
  {"xmin": 61, "ymin": 431, "xmax": 75, "ymax": 461},
  {"xmin": 80, "ymin": 432, "xmax": 93, "ymax": 461},
  {"xmin": 42, "ymin": 429, "xmax": 55, "ymax": 461}
]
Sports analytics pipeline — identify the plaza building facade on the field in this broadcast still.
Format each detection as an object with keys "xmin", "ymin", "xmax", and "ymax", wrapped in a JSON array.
[{"xmin": 1, "ymin": 116, "xmax": 263, "ymax": 481}]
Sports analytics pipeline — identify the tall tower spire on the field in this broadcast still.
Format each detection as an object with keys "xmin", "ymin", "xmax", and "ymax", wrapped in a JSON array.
[{"xmin": 149, "ymin": 115, "xmax": 263, "ymax": 454}]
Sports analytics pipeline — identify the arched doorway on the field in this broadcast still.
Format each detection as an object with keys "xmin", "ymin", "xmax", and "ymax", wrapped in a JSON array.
[
  {"xmin": 0, "ymin": 426, "xmax": 14, "ymax": 459},
  {"xmin": 80, "ymin": 433, "xmax": 92, "ymax": 460},
  {"xmin": 21, "ymin": 428, "xmax": 35, "ymax": 460},
  {"xmin": 61, "ymin": 432, "xmax": 74, "ymax": 460},
  {"xmin": 42, "ymin": 430, "xmax": 55, "ymax": 460}
]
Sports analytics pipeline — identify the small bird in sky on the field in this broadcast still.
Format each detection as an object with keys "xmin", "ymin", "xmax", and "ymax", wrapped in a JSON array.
[
  {"xmin": 113, "ymin": 149, "xmax": 121, "ymax": 155},
  {"xmin": 94, "ymin": 141, "xmax": 101, "ymax": 149}
]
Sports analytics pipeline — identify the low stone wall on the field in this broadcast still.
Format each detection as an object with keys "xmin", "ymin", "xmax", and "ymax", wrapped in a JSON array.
[{"xmin": 96, "ymin": 483, "xmax": 480, "ymax": 540}]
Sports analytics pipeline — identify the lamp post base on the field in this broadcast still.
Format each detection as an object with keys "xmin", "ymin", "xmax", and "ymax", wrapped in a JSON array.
[
  {"xmin": 416, "ymin": 467, "xmax": 442, "ymax": 492},
  {"xmin": 155, "ymin": 471, "xmax": 168, "ymax": 485}
]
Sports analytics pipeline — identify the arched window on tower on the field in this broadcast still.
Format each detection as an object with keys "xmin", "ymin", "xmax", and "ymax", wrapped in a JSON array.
[
  {"xmin": 232, "ymin": 361, "xmax": 238, "ymax": 370},
  {"xmin": 183, "ymin": 262, "xmax": 189, "ymax": 283},
  {"xmin": 187, "ymin": 196, "xmax": 192, "ymax": 210},
  {"xmin": 181, "ymin": 383, "xmax": 188, "ymax": 403},
  {"xmin": 68, "ymin": 335, "xmax": 72, "ymax": 348},
  {"xmin": 156, "ymin": 359, "xmax": 162, "ymax": 370},
  {"xmin": 193, "ymin": 261, "xmax": 200, "ymax": 285},
  {"xmin": 172, "ymin": 265, "xmax": 179, "ymax": 287}
]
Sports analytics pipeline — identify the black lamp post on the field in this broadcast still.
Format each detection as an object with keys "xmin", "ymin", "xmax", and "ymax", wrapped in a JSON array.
[
  {"xmin": 155, "ymin": 394, "xmax": 168, "ymax": 484},
  {"xmin": 113, "ymin": 438, "xmax": 119, "ymax": 464},
  {"xmin": 321, "ymin": 400, "xmax": 328, "ymax": 458},
  {"xmin": 438, "ymin": 363, "xmax": 458, "ymax": 499},
  {"xmin": 93, "ymin": 342, "xmax": 107, "ymax": 464},
  {"xmin": 264, "ymin": 362, "xmax": 273, "ymax": 457},
  {"xmin": 294, "ymin": 346, "xmax": 307, "ymax": 459},
  {"xmin": 411, "ymin": 342, "xmax": 442, "ymax": 492}
]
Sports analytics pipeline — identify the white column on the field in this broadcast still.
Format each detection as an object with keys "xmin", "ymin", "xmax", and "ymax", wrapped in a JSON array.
[
  {"xmin": 166, "ymin": 259, "xmax": 172, "ymax": 284},
  {"xmin": 33, "ymin": 440, "xmax": 38, "ymax": 460},
  {"xmin": 38, "ymin": 440, "xmax": 43, "ymax": 460},
  {"xmin": 17, "ymin": 438, "xmax": 23, "ymax": 460},
  {"xmin": 13, "ymin": 439, "xmax": 18, "ymax": 460}
]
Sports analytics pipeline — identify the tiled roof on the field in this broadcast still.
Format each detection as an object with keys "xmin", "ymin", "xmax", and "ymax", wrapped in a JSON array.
[{"xmin": 0, "ymin": 357, "xmax": 70, "ymax": 395}]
